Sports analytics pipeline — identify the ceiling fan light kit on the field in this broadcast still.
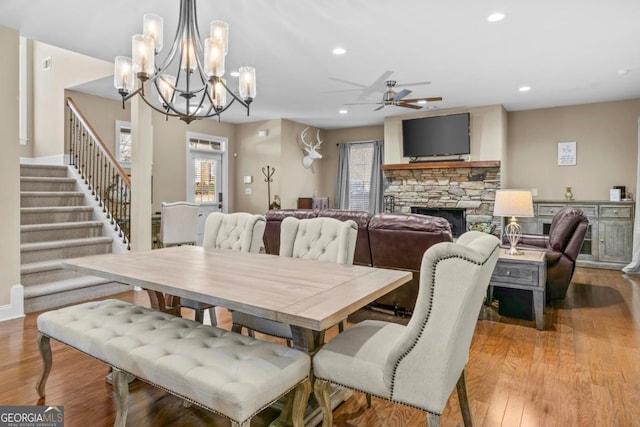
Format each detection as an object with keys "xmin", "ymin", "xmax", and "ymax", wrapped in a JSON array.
[
  {"xmin": 113, "ymin": 0, "xmax": 256, "ymax": 123},
  {"xmin": 342, "ymin": 78, "xmax": 442, "ymax": 111}
]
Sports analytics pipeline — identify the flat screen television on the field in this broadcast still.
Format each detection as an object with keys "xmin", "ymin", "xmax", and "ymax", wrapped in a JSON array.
[{"xmin": 402, "ymin": 113, "xmax": 470, "ymax": 158}]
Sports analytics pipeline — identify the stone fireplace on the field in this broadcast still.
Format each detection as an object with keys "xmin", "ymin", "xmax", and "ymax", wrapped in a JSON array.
[{"xmin": 382, "ymin": 160, "xmax": 501, "ymax": 234}]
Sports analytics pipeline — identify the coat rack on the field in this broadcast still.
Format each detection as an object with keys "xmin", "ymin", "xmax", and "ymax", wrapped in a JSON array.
[{"xmin": 262, "ymin": 165, "xmax": 275, "ymax": 210}]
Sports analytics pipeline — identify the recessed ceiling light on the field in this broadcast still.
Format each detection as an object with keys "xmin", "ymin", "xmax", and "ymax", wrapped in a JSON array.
[
  {"xmin": 519, "ymin": 86, "xmax": 531, "ymax": 92},
  {"xmin": 339, "ymin": 109, "xmax": 348, "ymax": 114},
  {"xmin": 417, "ymin": 100, "xmax": 427, "ymax": 105},
  {"xmin": 426, "ymin": 106, "xmax": 437, "ymax": 110},
  {"xmin": 487, "ymin": 12, "xmax": 505, "ymax": 22},
  {"xmin": 332, "ymin": 47, "xmax": 346, "ymax": 55},
  {"xmin": 230, "ymin": 71, "xmax": 240, "ymax": 77}
]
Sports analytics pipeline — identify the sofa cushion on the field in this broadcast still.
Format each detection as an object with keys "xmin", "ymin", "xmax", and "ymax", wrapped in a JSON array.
[
  {"xmin": 368, "ymin": 213, "xmax": 452, "ymax": 271},
  {"xmin": 368, "ymin": 213, "xmax": 453, "ymax": 312}
]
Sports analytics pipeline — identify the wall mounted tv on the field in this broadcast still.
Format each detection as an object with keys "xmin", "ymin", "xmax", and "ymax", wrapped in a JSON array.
[{"xmin": 402, "ymin": 113, "xmax": 471, "ymax": 159}]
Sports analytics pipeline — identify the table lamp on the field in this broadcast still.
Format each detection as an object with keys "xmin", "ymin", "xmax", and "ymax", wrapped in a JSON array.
[{"xmin": 493, "ymin": 189, "xmax": 534, "ymax": 255}]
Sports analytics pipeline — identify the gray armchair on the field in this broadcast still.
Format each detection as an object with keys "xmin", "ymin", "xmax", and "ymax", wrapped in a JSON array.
[
  {"xmin": 312, "ymin": 231, "xmax": 500, "ymax": 427},
  {"xmin": 232, "ymin": 216, "xmax": 357, "ymax": 341}
]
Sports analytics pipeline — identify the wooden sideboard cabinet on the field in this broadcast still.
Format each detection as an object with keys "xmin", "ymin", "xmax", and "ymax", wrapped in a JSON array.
[
  {"xmin": 297, "ymin": 197, "xmax": 329, "ymax": 210},
  {"xmin": 505, "ymin": 200, "xmax": 634, "ymax": 270}
]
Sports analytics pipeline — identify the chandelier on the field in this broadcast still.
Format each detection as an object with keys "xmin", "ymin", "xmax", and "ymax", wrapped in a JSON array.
[{"xmin": 113, "ymin": 0, "xmax": 256, "ymax": 124}]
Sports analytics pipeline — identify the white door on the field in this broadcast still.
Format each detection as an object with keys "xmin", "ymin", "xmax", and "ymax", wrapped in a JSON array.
[{"xmin": 186, "ymin": 133, "xmax": 228, "ymax": 244}]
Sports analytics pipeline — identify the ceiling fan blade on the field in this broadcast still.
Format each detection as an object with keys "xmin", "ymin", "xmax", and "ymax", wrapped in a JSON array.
[
  {"xmin": 397, "ymin": 102, "xmax": 422, "ymax": 110},
  {"xmin": 400, "ymin": 96, "xmax": 443, "ymax": 103},
  {"xmin": 328, "ymin": 77, "xmax": 367, "ymax": 88},
  {"xmin": 362, "ymin": 70, "xmax": 394, "ymax": 97},
  {"xmin": 394, "ymin": 89, "xmax": 412, "ymax": 101},
  {"xmin": 395, "ymin": 81, "xmax": 431, "ymax": 87},
  {"xmin": 343, "ymin": 102, "xmax": 381, "ymax": 106},
  {"xmin": 322, "ymin": 88, "xmax": 363, "ymax": 94},
  {"xmin": 374, "ymin": 105, "xmax": 385, "ymax": 111}
]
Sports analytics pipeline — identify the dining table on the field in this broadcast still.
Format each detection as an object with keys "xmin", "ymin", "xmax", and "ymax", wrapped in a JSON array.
[
  {"xmin": 62, "ymin": 245, "xmax": 412, "ymax": 425},
  {"xmin": 63, "ymin": 245, "xmax": 411, "ymax": 352}
]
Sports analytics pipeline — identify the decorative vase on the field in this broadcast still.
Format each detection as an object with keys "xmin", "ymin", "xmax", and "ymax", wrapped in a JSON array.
[{"xmin": 565, "ymin": 187, "xmax": 573, "ymax": 200}]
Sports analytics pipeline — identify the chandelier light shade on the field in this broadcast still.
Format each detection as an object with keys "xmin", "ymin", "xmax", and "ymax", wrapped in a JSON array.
[
  {"xmin": 239, "ymin": 66, "xmax": 257, "ymax": 99},
  {"xmin": 114, "ymin": 56, "xmax": 134, "ymax": 96},
  {"xmin": 493, "ymin": 189, "xmax": 534, "ymax": 255},
  {"xmin": 113, "ymin": 0, "xmax": 256, "ymax": 123}
]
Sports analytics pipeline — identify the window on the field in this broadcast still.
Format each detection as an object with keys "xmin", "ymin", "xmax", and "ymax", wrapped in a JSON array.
[
  {"xmin": 115, "ymin": 121, "xmax": 131, "ymax": 167},
  {"xmin": 348, "ymin": 143, "xmax": 374, "ymax": 211}
]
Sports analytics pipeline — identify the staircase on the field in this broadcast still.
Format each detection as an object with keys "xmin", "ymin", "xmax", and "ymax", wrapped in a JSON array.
[{"xmin": 20, "ymin": 164, "xmax": 130, "ymax": 313}]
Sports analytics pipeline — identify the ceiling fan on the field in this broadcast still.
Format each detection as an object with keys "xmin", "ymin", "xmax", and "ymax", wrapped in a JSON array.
[
  {"xmin": 344, "ymin": 80, "xmax": 442, "ymax": 111},
  {"xmin": 327, "ymin": 70, "xmax": 431, "ymax": 99}
]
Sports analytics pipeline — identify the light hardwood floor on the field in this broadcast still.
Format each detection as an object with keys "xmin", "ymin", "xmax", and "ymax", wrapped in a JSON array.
[{"xmin": 1, "ymin": 267, "xmax": 639, "ymax": 426}]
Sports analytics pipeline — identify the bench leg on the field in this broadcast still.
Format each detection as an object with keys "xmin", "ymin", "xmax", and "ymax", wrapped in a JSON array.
[
  {"xmin": 112, "ymin": 368, "xmax": 130, "ymax": 427},
  {"xmin": 313, "ymin": 378, "xmax": 332, "ymax": 427},
  {"xmin": 36, "ymin": 334, "xmax": 52, "ymax": 398},
  {"xmin": 273, "ymin": 377, "xmax": 311, "ymax": 427},
  {"xmin": 292, "ymin": 378, "xmax": 311, "ymax": 427}
]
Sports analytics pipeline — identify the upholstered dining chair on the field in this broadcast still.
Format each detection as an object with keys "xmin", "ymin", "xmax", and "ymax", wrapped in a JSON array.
[
  {"xmin": 232, "ymin": 216, "xmax": 358, "ymax": 342},
  {"xmin": 156, "ymin": 201, "xmax": 199, "ymax": 248},
  {"xmin": 312, "ymin": 231, "xmax": 500, "ymax": 427},
  {"xmin": 180, "ymin": 212, "xmax": 266, "ymax": 325},
  {"xmin": 147, "ymin": 202, "xmax": 200, "ymax": 315}
]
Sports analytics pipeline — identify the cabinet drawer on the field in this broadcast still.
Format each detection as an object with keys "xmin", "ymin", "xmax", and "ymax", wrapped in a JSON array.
[
  {"xmin": 600, "ymin": 206, "xmax": 632, "ymax": 219},
  {"xmin": 538, "ymin": 204, "xmax": 566, "ymax": 217},
  {"xmin": 491, "ymin": 263, "xmax": 539, "ymax": 287},
  {"xmin": 576, "ymin": 205, "xmax": 598, "ymax": 218}
]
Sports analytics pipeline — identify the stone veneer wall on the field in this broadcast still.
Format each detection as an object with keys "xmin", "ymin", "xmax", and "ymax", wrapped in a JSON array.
[{"xmin": 383, "ymin": 164, "xmax": 501, "ymax": 229}]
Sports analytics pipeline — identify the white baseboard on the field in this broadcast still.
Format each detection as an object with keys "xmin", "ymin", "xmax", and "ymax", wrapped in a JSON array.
[{"xmin": 0, "ymin": 285, "xmax": 25, "ymax": 322}]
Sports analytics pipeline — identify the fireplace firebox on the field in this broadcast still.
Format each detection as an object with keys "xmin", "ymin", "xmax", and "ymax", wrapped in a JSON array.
[{"xmin": 411, "ymin": 207, "xmax": 466, "ymax": 237}]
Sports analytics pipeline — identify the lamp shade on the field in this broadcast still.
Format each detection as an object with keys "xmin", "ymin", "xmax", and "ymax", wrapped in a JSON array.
[
  {"xmin": 493, "ymin": 190, "xmax": 534, "ymax": 217},
  {"xmin": 132, "ymin": 34, "xmax": 155, "ymax": 78},
  {"xmin": 238, "ymin": 66, "xmax": 256, "ymax": 100},
  {"xmin": 143, "ymin": 14, "xmax": 163, "ymax": 53},
  {"xmin": 114, "ymin": 56, "xmax": 134, "ymax": 94},
  {"xmin": 210, "ymin": 20, "xmax": 229, "ymax": 55}
]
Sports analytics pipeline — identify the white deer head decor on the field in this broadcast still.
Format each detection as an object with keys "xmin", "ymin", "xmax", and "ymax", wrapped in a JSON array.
[{"xmin": 300, "ymin": 127, "xmax": 323, "ymax": 169}]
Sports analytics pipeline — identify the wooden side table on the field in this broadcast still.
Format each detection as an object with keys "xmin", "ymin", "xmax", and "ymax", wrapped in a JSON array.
[{"xmin": 487, "ymin": 249, "xmax": 547, "ymax": 330}]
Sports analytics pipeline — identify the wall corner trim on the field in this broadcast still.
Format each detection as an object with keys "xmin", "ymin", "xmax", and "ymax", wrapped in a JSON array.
[{"xmin": 0, "ymin": 285, "xmax": 25, "ymax": 322}]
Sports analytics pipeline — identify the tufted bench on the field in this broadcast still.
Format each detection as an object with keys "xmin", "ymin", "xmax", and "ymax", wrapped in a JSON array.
[{"xmin": 36, "ymin": 299, "xmax": 311, "ymax": 427}]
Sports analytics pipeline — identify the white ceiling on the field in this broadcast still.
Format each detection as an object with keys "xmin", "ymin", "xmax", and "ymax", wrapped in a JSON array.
[{"xmin": 1, "ymin": 0, "xmax": 640, "ymax": 129}]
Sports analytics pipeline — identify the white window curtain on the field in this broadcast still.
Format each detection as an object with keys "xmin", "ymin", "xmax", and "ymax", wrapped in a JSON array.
[{"xmin": 622, "ymin": 116, "xmax": 640, "ymax": 274}]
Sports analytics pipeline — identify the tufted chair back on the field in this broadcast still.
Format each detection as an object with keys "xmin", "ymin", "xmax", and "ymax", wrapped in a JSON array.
[
  {"xmin": 279, "ymin": 216, "xmax": 357, "ymax": 264},
  {"xmin": 158, "ymin": 201, "xmax": 199, "ymax": 247},
  {"xmin": 202, "ymin": 212, "xmax": 265, "ymax": 253},
  {"xmin": 312, "ymin": 231, "xmax": 500, "ymax": 427},
  {"xmin": 179, "ymin": 212, "xmax": 265, "ymax": 325},
  {"xmin": 231, "ymin": 216, "xmax": 357, "ymax": 341}
]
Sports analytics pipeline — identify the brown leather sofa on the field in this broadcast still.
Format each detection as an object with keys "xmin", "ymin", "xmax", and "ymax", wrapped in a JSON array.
[
  {"xmin": 263, "ymin": 209, "xmax": 453, "ymax": 314},
  {"xmin": 507, "ymin": 206, "xmax": 589, "ymax": 300},
  {"xmin": 368, "ymin": 213, "xmax": 453, "ymax": 313}
]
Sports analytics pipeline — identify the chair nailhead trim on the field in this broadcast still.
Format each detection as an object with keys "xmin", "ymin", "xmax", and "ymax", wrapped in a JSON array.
[{"xmin": 388, "ymin": 243, "xmax": 499, "ymax": 398}]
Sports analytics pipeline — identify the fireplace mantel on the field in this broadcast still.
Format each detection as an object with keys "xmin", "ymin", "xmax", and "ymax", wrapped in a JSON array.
[{"xmin": 381, "ymin": 160, "xmax": 500, "ymax": 171}]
